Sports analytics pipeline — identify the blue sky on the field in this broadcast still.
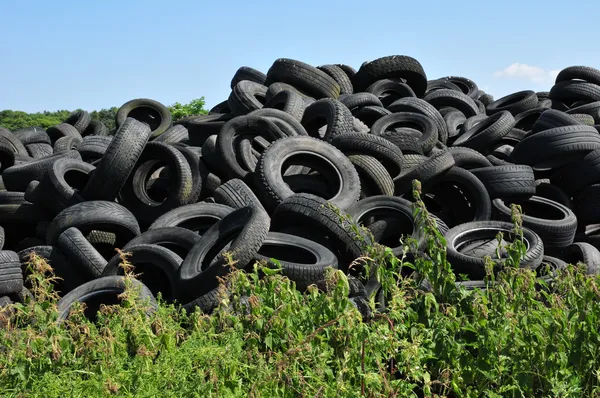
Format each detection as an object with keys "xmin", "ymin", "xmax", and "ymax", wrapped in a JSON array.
[{"xmin": 1, "ymin": 0, "xmax": 599, "ymax": 113}]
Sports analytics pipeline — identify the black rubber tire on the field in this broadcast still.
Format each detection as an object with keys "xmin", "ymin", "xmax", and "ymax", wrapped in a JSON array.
[
  {"xmin": 116, "ymin": 98, "xmax": 172, "ymax": 139},
  {"xmin": 13, "ymin": 127, "xmax": 50, "ymax": 145},
  {"xmin": 56, "ymin": 276, "xmax": 156, "ymax": 321},
  {"xmin": 511, "ymin": 125, "xmax": 600, "ymax": 169},
  {"xmin": 424, "ymin": 89, "xmax": 479, "ymax": 117},
  {"xmin": 0, "ymin": 142, "xmax": 15, "ymax": 172},
  {"xmin": 492, "ymin": 196, "xmax": 577, "ymax": 248},
  {"xmin": 182, "ymin": 287, "xmax": 221, "ymax": 314},
  {"xmin": 2, "ymin": 150, "xmax": 81, "ymax": 192},
  {"xmin": 57, "ymin": 227, "xmax": 107, "ymax": 279},
  {"xmin": 339, "ymin": 93, "xmax": 383, "ymax": 110},
  {"xmin": 531, "ymin": 109, "xmax": 582, "ymax": 134},
  {"xmin": 82, "ymin": 120, "xmax": 109, "ymax": 137},
  {"xmin": 77, "ymin": 135, "xmax": 113, "ymax": 162},
  {"xmin": 347, "ymin": 195, "xmax": 419, "ymax": 257},
  {"xmin": 216, "ymin": 115, "xmax": 286, "ymax": 180},
  {"xmin": 152, "ymin": 125, "xmax": 189, "ymax": 144},
  {"xmin": 301, "ymin": 99, "xmax": 354, "ymax": 141},
  {"xmin": 103, "ymin": 244, "xmax": 182, "ymax": 302},
  {"xmin": 26, "ymin": 143, "xmax": 53, "ymax": 158},
  {"xmin": 471, "ymin": 165, "xmax": 536, "ymax": 199},
  {"xmin": 487, "ymin": 91, "xmax": 538, "ymax": 115},
  {"xmin": 263, "ymin": 90, "xmax": 306, "ymax": 121},
  {"xmin": 448, "ymin": 146, "xmax": 492, "ymax": 169},
  {"xmin": 535, "ymin": 180, "xmax": 572, "ymax": 209},
  {"xmin": 53, "ymin": 136, "xmax": 82, "ymax": 153},
  {"xmin": 65, "ymin": 110, "xmax": 91, "ymax": 134},
  {"xmin": 18, "ymin": 245, "xmax": 84, "ymax": 294},
  {"xmin": 214, "ymin": 178, "xmax": 264, "ymax": 210},
  {"xmin": 550, "ymin": 149, "xmax": 600, "ymax": 196},
  {"xmin": 347, "ymin": 155, "xmax": 394, "ymax": 197},
  {"xmin": 0, "ymin": 226, "xmax": 4, "ymax": 250},
  {"xmin": 387, "ymin": 97, "xmax": 448, "ymax": 144},
  {"xmin": 179, "ymin": 206, "xmax": 270, "ymax": 297},
  {"xmin": 574, "ymin": 184, "xmax": 600, "ymax": 225},
  {"xmin": 550, "ymin": 242, "xmax": 600, "ymax": 275},
  {"xmin": 82, "ymin": 118, "xmax": 152, "ymax": 201},
  {"xmin": 0, "ymin": 251, "xmax": 23, "ymax": 296},
  {"xmin": 352, "ymin": 55, "xmax": 427, "ymax": 97},
  {"xmin": 228, "ymin": 80, "xmax": 268, "ymax": 115},
  {"xmin": 253, "ymin": 232, "xmax": 339, "ymax": 290},
  {"xmin": 352, "ymin": 106, "xmax": 391, "ymax": 128},
  {"xmin": 123, "ymin": 227, "xmax": 201, "ymax": 260},
  {"xmin": 32, "ymin": 158, "xmax": 94, "ymax": 214},
  {"xmin": 549, "ymin": 81, "xmax": 600, "ymax": 106},
  {"xmin": 444, "ymin": 110, "xmax": 467, "ymax": 140},
  {"xmin": 556, "ymin": 66, "xmax": 600, "ymax": 86},
  {"xmin": 513, "ymin": 107, "xmax": 548, "ymax": 132},
  {"xmin": 45, "ymin": 123, "xmax": 82, "ymax": 145},
  {"xmin": 149, "ymin": 202, "xmax": 234, "ymax": 233},
  {"xmin": 445, "ymin": 221, "xmax": 544, "ymax": 279},
  {"xmin": 366, "ymin": 79, "xmax": 416, "ymax": 107},
  {"xmin": 371, "ymin": 112, "xmax": 438, "ymax": 154},
  {"xmin": 452, "ymin": 111, "xmax": 515, "ymax": 154},
  {"xmin": 566, "ymin": 101, "xmax": 600, "ymax": 123},
  {"xmin": 230, "ymin": 66, "xmax": 267, "ymax": 89},
  {"xmin": 257, "ymin": 136, "xmax": 360, "ymax": 211},
  {"xmin": 271, "ymin": 193, "xmax": 373, "ymax": 273},
  {"xmin": 393, "ymin": 149, "xmax": 455, "ymax": 195},
  {"xmin": 249, "ymin": 108, "xmax": 308, "ymax": 137},
  {"xmin": 440, "ymin": 76, "xmax": 480, "ymax": 99},
  {"xmin": 172, "ymin": 144, "xmax": 202, "ymax": 204},
  {"xmin": 266, "ymin": 58, "xmax": 340, "ymax": 99},
  {"xmin": 330, "ymin": 132, "xmax": 405, "ymax": 179},
  {"xmin": 376, "ymin": 128, "xmax": 425, "ymax": 155},
  {"xmin": 46, "ymin": 201, "xmax": 140, "ymax": 247},
  {"xmin": 118, "ymin": 142, "xmax": 194, "ymax": 224},
  {"xmin": 317, "ymin": 65, "xmax": 353, "ymax": 95}
]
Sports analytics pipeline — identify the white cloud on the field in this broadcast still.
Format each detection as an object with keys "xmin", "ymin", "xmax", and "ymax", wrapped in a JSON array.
[{"xmin": 494, "ymin": 63, "xmax": 559, "ymax": 85}]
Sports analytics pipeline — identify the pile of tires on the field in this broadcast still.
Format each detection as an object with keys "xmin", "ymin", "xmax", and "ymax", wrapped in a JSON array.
[{"xmin": 1, "ymin": 57, "xmax": 600, "ymax": 320}]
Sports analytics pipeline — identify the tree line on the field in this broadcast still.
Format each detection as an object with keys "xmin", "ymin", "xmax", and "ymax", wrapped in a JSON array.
[{"xmin": 0, "ymin": 98, "xmax": 208, "ymax": 131}]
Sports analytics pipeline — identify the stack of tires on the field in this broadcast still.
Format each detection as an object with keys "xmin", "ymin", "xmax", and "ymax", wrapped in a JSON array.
[{"xmin": 1, "ymin": 57, "xmax": 599, "ymax": 321}]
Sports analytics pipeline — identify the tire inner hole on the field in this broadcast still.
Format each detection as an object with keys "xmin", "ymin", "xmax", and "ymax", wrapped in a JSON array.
[{"xmin": 128, "ymin": 106, "xmax": 162, "ymax": 131}]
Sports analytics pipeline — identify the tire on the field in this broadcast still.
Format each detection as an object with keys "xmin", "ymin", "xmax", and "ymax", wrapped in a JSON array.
[
  {"xmin": 13, "ymin": 127, "xmax": 50, "ymax": 145},
  {"xmin": 347, "ymin": 155, "xmax": 394, "ymax": 197},
  {"xmin": 376, "ymin": 128, "xmax": 425, "ymax": 155},
  {"xmin": 271, "ymin": 193, "xmax": 373, "ymax": 273},
  {"xmin": 65, "ymin": 110, "xmax": 91, "ymax": 133},
  {"xmin": 266, "ymin": 58, "xmax": 340, "ymax": 99},
  {"xmin": 46, "ymin": 201, "xmax": 140, "ymax": 247},
  {"xmin": 352, "ymin": 106, "xmax": 391, "ymax": 128},
  {"xmin": 550, "ymin": 81, "xmax": 600, "ymax": 105},
  {"xmin": 448, "ymin": 146, "xmax": 492, "ymax": 169},
  {"xmin": 2, "ymin": 150, "xmax": 82, "ymax": 192},
  {"xmin": 556, "ymin": 66, "xmax": 600, "ymax": 86},
  {"xmin": 228, "ymin": 80, "xmax": 268, "ymax": 115},
  {"xmin": 347, "ymin": 196, "xmax": 419, "ymax": 257},
  {"xmin": 249, "ymin": 108, "xmax": 308, "ymax": 136},
  {"xmin": 339, "ymin": 93, "xmax": 383, "ymax": 110},
  {"xmin": 149, "ymin": 202, "xmax": 234, "ymax": 233},
  {"xmin": 0, "ymin": 251, "xmax": 23, "ymax": 296},
  {"xmin": 471, "ymin": 165, "xmax": 536, "ymax": 199},
  {"xmin": 440, "ymin": 76, "xmax": 480, "ymax": 99},
  {"xmin": 513, "ymin": 107, "xmax": 548, "ymax": 132},
  {"xmin": 300, "ymin": 99, "xmax": 354, "ymax": 141},
  {"xmin": 230, "ymin": 66, "xmax": 267, "ymax": 89},
  {"xmin": 103, "ymin": 244, "xmax": 182, "ymax": 302},
  {"xmin": 253, "ymin": 232, "xmax": 339, "ymax": 290},
  {"xmin": 77, "ymin": 135, "xmax": 112, "ymax": 162},
  {"xmin": 366, "ymin": 79, "xmax": 416, "ymax": 107},
  {"xmin": 550, "ymin": 148, "xmax": 600, "ymax": 196},
  {"xmin": 0, "ymin": 128, "xmax": 28, "ymax": 155},
  {"xmin": 179, "ymin": 206, "xmax": 270, "ymax": 297},
  {"xmin": 263, "ymin": 90, "xmax": 306, "ymax": 121},
  {"xmin": 46, "ymin": 123, "xmax": 82, "ymax": 145},
  {"xmin": 511, "ymin": 125, "xmax": 600, "ymax": 169},
  {"xmin": 531, "ymin": 109, "xmax": 582, "ymax": 134},
  {"xmin": 566, "ymin": 101, "xmax": 600, "ymax": 123},
  {"xmin": 57, "ymin": 227, "xmax": 107, "ymax": 279},
  {"xmin": 26, "ymin": 143, "xmax": 53, "ymax": 158},
  {"xmin": 53, "ymin": 136, "xmax": 82, "ymax": 153},
  {"xmin": 486, "ymin": 91, "xmax": 538, "ymax": 115},
  {"xmin": 330, "ymin": 132, "xmax": 405, "ymax": 179},
  {"xmin": 424, "ymin": 89, "xmax": 479, "ymax": 117},
  {"xmin": 353, "ymin": 55, "xmax": 427, "ymax": 96},
  {"xmin": 317, "ymin": 65, "xmax": 354, "ymax": 95},
  {"xmin": 152, "ymin": 125, "xmax": 189, "ymax": 144},
  {"xmin": 116, "ymin": 98, "xmax": 172, "ymax": 139},
  {"xmin": 18, "ymin": 245, "xmax": 85, "ymax": 294},
  {"xmin": 492, "ymin": 196, "xmax": 577, "ymax": 248},
  {"xmin": 118, "ymin": 142, "xmax": 194, "ymax": 224},
  {"xmin": 82, "ymin": 118, "xmax": 152, "ymax": 201},
  {"xmin": 82, "ymin": 120, "xmax": 109, "ymax": 137},
  {"xmin": 371, "ymin": 112, "xmax": 438, "ymax": 154},
  {"xmin": 451, "ymin": 111, "xmax": 515, "ymax": 154},
  {"xmin": 445, "ymin": 221, "xmax": 544, "ymax": 279},
  {"xmin": 0, "ymin": 143, "xmax": 15, "ymax": 172},
  {"xmin": 123, "ymin": 227, "xmax": 201, "ymax": 260},
  {"xmin": 257, "ymin": 136, "xmax": 360, "ymax": 211},
  {"xmin": 393, "ymin": 149, "xmax": 455, "ymax": 195},
  {"xmin": 387, "ymin": 97, "xmax": 448, "ymax": 144},
  {"xmin": 444, "ymin": 110, "xmax": 467, "ymax": 140},
  {"xmin": 56, "ymin": 276, "xmax": 156, "ymax": 321},
  {"xmin": 214, "ymin": 178, "xmax": 264, "ymax": 210},
  {"xmin": 535, "ymin": 180, "xmax": 572, "ymax": 209}
]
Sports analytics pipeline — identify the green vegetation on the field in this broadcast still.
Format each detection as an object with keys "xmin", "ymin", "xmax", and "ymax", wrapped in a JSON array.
[
  {"xmin": 1, "ymin": 187, "xmax": 600, "ymax": 397},
  {"xmin": 0, "ymin": 97, "xmax": 208, "ymax": 131}
]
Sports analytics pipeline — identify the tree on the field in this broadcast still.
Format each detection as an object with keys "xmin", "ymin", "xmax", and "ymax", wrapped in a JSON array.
[
  {"xmin": 168, "ymin": 97, "xmax": 209, "ymax": 121},
  {"xmin": 89, "ymin": 107, "xmax": 118, "ymax": 131}
]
